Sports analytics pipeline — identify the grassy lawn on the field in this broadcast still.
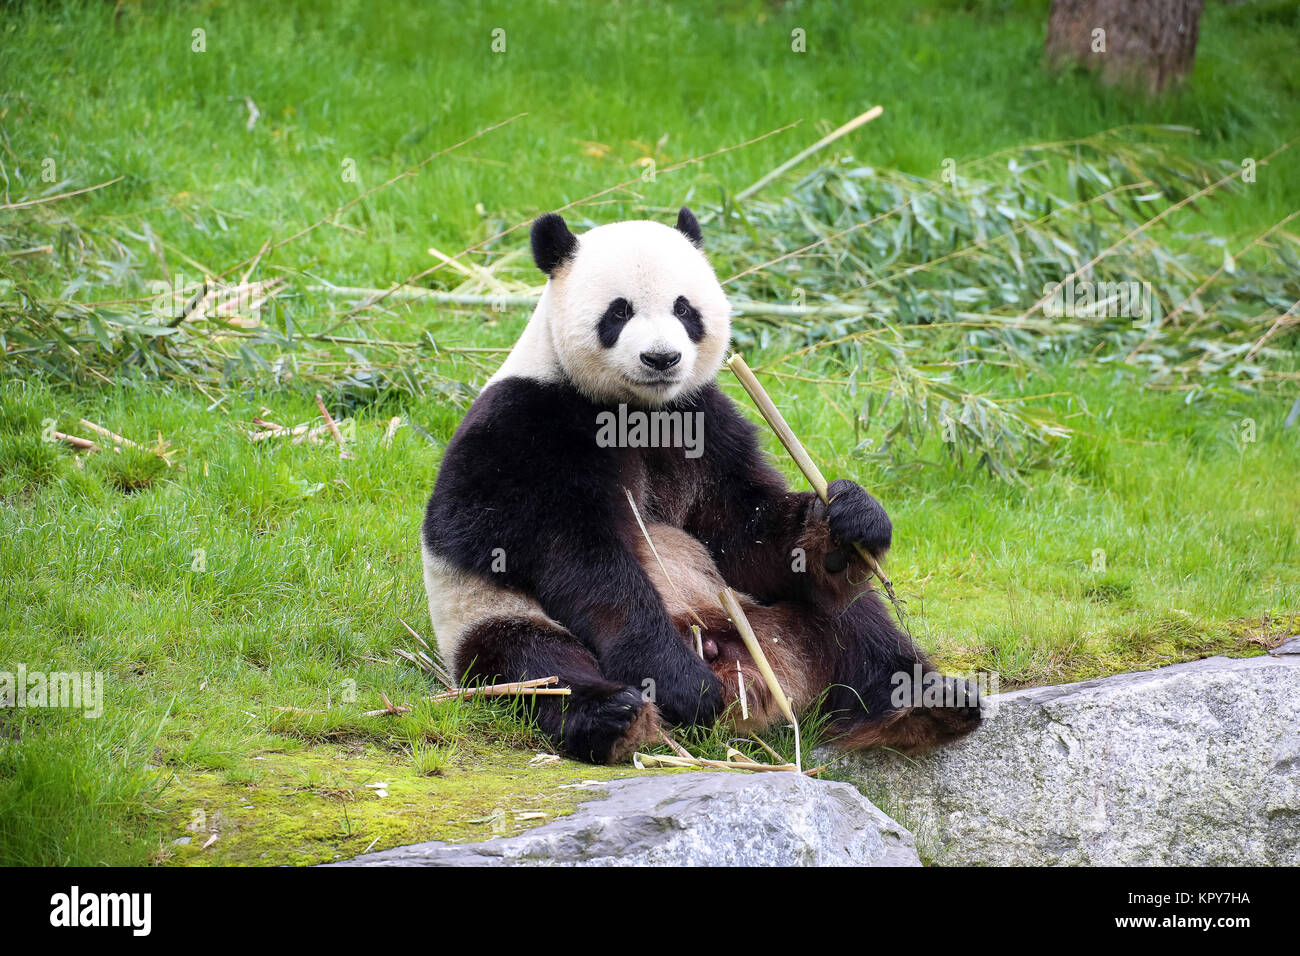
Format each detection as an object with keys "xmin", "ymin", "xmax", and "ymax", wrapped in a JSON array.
[{"xmin": 2, "ymin": 0, "xmax": 1298, "ymax": 866}]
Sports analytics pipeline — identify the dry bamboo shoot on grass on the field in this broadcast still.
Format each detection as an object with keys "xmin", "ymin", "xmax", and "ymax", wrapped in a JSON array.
[
  {"xmin": 633, "ymin": 752, "xmax": 799, "ymax": 773},
  {"xmin": 314, "ymin": 393, "xmax": 354, "ymax": 460},
  {"xmin": 427, "ymin": 676, "xmax": 569, "ymax": 702}
]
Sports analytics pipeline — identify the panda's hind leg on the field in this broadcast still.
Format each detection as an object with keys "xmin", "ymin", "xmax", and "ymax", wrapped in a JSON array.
[
  {"xmin": 819, "ymin": 595, "xmax": 983, "ymax": 754},
  {"xmin": 452, "ymin": 616, "xmax": 660, "ymax": 764}
]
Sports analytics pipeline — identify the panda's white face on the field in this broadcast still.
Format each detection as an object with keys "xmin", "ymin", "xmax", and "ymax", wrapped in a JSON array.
[{"xmin": 530, "ymin": 214, "xmax": 731, "ymax": 407}]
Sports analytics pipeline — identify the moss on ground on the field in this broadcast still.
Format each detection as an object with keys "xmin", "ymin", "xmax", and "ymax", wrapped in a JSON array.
[
  {"xmin": 931, "ymin": 613, "xmax": 1293, "ymax": 691},
  {"xmin": 155, "ymin": 743, "xmax": 666, "ymax": 866}
]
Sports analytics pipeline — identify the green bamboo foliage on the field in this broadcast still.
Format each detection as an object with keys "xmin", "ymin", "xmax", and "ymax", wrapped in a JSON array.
[
  {"xmin": 713, "ymin": 128, "xmax": 1298, "ymax": 479},
  {"xmin": 3, "ymin": 128, "xmax": 1296, "ymax": 481}
]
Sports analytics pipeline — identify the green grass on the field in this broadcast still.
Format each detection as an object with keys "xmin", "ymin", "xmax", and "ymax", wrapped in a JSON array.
[
  {"xmin": 2, "ymin": 0, "xmax": 1299, "ymax": 865},
  {"xmin": 3, "ymin": 0, "xmax": 1298, "ymax": 260}
]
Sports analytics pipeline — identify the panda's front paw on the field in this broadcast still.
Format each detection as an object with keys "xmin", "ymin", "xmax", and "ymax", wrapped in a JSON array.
[
  {"xmin": 652, "ymin": 655, "xmax": 724, "ymax": 728},
  {"xmin": 823, "ymin": 478, "xmax": 892, "ymax": 563},
  {"xmin": 562, "ymin": 686, "xmax": 660, "ymax": 764}
]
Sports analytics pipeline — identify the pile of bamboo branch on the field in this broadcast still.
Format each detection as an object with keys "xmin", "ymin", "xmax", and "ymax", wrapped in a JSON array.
[{"xmin": 52, "ymin": 417, "xmax": 181, "ymax": 469}]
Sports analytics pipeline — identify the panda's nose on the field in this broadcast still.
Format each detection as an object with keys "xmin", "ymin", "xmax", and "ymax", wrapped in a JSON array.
[{"xmin": 640, "ymin": 350, "xmax": 682, "ymax": 372}]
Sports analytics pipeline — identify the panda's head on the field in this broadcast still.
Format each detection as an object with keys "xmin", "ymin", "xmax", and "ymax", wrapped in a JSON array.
[{"xmin": 529, "ymin": 207, "xmax": 731, "ymax": 407}]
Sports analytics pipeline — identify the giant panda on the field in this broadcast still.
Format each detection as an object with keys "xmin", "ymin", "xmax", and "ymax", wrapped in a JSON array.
[{"xmin": 421, "ymin": 207, "xmax": 982, "ymax": 763}]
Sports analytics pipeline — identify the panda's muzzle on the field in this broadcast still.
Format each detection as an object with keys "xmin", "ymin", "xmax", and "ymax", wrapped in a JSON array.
[{"xmin": 640, "ymin": 350, "xmax": 682, "ymax": 372}]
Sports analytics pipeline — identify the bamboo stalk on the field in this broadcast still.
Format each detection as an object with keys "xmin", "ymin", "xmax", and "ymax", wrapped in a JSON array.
[
  {"xmin": 0, "ymin": 175, "xmax": 124, "ymax": 212},
  {"xmin": 718, "ymin": 587, "xmax": 800, "ymax": 772},
  {"xmin": 53, "ymin": 431, "xmax": 98, "ymax": 451},
  {"xmin": 249, "ymin": 419, "xmax": 315, "ymax": 441},
  {"xmin": 725, "ymin": 746, "xmax": 754, "ymax": 764},
  {"xmin": 736, "ymin": 659, "xmax": 749, "ymax": 721},
  {"xmin": 314, "ymin": 393, "xmax": 354, "ymax": 460},
  {"xmin": 397, "ymin": 616, "xmax": 432, "ymax": 650},
  {"xmin": 718, "ymin": 589, "xmax": 795, "ymax": 724},
  {"xmin": 658, "ymin": 728, "xmax": 694, "ymax": 760},
  {"xmin": 725, "ymin": 353, "xmax": 895, "ymax": 603},
  {"xmin": 734, "ymin": 106, "xmax": 883, "ymax": 203},
  {"xmin": 80, "ymin": 418, "xmax": 179, "ymax": 468},
  {"xmin": 624, "ymin": 487, "xmax": 706, "ymax": 629},
  {"xmin": 440, "ymin": 687, "xmax": 573, "ymax": 700},
  {"xmin": 79, "ymin": 418, "xmax": 140, "ymax": 450},
  {"xmin": 747, "ymin": 735, "xmax": 785, "ymax": 764},
  {"xmin": 290, "ymin": 425, "xmax": 330, "ymax": 446},
  {"xmin": 393, "ymin": 648, "xmax": 430, "ymax": 673},
  {"xmin": 633, "ymin": 752, "xmax": 799, "ymax": 773},
  {"xmin": 361, "ymin": 693, "xmax": 411, "ymax": 717},
  {"xmin": 1244, "ymin": 296, "xmax": 1300, "ymax": 363},
  {"xmin": 428, "ymin": 676, "xmax": 569, "ymax": 702}
]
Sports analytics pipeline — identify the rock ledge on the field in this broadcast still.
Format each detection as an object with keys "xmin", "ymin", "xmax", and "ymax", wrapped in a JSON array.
[{"xmin": 330, "ymin": 769, "xmax": 920, "ymax": 867}]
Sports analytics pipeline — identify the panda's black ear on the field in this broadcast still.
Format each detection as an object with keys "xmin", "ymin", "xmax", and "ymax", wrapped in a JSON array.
[
  {"xmin": 676, "ymin": 206, "xmax": 703, "ymax": 248},
  {"xmin": 531, "ymin": 212, "xmax": 578, "ymax": 278}
]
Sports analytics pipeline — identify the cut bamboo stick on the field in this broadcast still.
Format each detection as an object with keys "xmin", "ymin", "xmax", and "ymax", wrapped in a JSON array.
[
  {"xmin": 632, "ymin": 751, "xmax": 798, "ymax": 773},
  {"xmin": 658, "ymin": 728, "xmax": 694, "ymax": 760},
  {"xmin": 53, "ymin": 431, "xmax": 98, "ymax": 451},
  {"xmin": 314, "ymin": 393, "xmax": 354, "ymax": 460},
  {"xmin": 0, "ymin": 175, "xmax": 124, "ymax": 212},
  {"xmin": 718, "ymin": 587, "xmax": 800, "ymax": 772},
  {"xmin": 398, "ymin": 616, "xmax": 432, "ymax": 651},
  {"xmin": 394, "ymin": 648, "xmax": 430, "ymax": 673},
  {"xmin": 725, "ymin": 352, "xmax": 896, "ymax": 604},
  {"xmin": 249, "ymin": 419, "xmax": 314, "ymax": 441},
  {"xmin": 735, "ymin": 106, "xmax": 883, "ymax": 203},
  {"xmin": 79, "ymin": 418, "xmax": 140, "ymax": 450},
  {"xmin": 427, "ymin": 676, "xmax": 570, "ymax": 702},
  {"xmin": 747, "ymin": 735, "xmax": 785, "ymax": 764},
  {"xmin": 361, "ymin": 693, "xmax": 411, "ymax": 717},
  {"xmin": 625, "ymin": 487, "xmax": 706, "ymax": 629},
  {"xmin": 79, "ymin": 418, "xmax": 180, "ymax": 468},
  {"xmin": 736, "ymin": 659, "xmax": 749, "ymax": 721}
]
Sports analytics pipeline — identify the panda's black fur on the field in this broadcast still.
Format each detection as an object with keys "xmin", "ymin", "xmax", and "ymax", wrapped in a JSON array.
[{"xmin": 422, "ymin": 209, "xmax": 981, "ymax": 763}]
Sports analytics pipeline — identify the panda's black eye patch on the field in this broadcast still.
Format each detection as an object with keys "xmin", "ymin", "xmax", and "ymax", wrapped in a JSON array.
[
  {"xmin": 597, "ymin": 297, "xmax": 634, "ymax": 348},
  {"xmin": 673, "ymin": 296, "xmax": 704, "ymax": 342}
]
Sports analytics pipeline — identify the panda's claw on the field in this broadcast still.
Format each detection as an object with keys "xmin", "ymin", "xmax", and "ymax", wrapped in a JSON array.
[{"xmin": 561, "ymin": 686, "xmax": 659, "ymax": 764}]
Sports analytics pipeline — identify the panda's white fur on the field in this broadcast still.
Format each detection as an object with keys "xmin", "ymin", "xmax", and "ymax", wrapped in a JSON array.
[
  {"xmin": 488, "ymin": 219, "xmax": 731, "ymax": 407},
  {"xmin": 421, "ymin": 550, "xmax": 564, "ymax": 666}
]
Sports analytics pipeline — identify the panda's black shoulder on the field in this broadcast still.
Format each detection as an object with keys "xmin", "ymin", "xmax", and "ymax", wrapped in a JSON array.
[
  {"xmin": 423, "ymin": 376, "xmax": 615, "ymax": 547},
  {"xmin": 452, "ymin": 375, "xmax": 593, "ymax": 444}
]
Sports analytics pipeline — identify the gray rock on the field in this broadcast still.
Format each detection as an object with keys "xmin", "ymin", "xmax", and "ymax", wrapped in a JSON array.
[
  {"xmin": 1270, "ymin": 636, "xmax": 1300, "ymax": 656},
  {"xmin": 833, "ymin": 652, "xmax": 1300, "ymax": 866},
  {"xmin": 330, "ymin": 770, "xmax": 920, "ymax": 867}
]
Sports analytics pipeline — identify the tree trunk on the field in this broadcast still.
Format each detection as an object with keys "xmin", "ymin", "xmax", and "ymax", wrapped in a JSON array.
[{"xmin": 1045, "ymin": 0, "xmax": 1204, "ymax": 95}]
